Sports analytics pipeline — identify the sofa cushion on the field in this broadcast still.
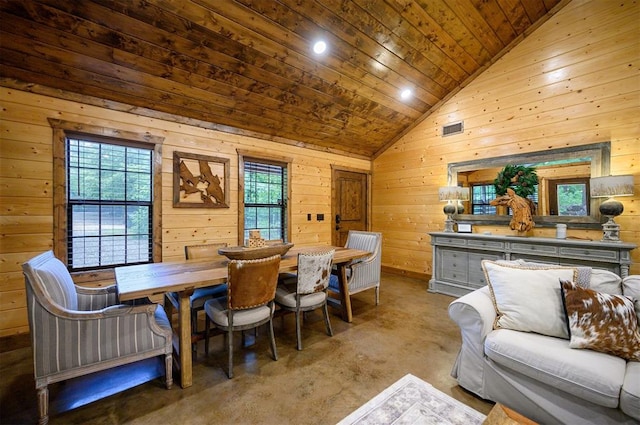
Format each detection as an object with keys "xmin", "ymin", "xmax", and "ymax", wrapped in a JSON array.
[
  {"xmin": 561, "ymin": 280, "xmax": 640, "ymax": 361},
  {"xmin": 590, "ymin": 269, "xmax": 623, "ymax": 294},
  {"xmin": 484, "ymin": 329, "xmax": 625, "ymax": 408},
  {"xmin": 621, "ymin": 361, "xmax": 640, "ymax": 420},
  {"xmin": 482, "ymin": 260, "xmax": 577, "ymax": 338},
  {"xmin": 623, "ymin": 275, "xmax": 640, "ymax": 298},
  {"xmin": 623, "ymin": 275, "xmax": 640, "ymax": 328}
]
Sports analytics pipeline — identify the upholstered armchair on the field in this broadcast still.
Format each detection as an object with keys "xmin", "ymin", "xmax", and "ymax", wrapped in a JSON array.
[
  {"xmin": 23, "ymin": 251, "xmax": 173, "ymax": 425},
  {"xmin": 329, "ymin": 231, "xmax": 382, "ymax": 307}
]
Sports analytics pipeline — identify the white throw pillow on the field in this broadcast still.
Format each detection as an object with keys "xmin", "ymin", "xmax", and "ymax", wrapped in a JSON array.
[{"xmin": 482, "ymin": 260, "xmax": 577, "ymax": 339}]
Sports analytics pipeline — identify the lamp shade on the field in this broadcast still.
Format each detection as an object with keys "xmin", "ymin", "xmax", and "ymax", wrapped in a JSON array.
[
  {"xmin": 590, "ymin": 175, "xmax": 634, "ymax": 198},
  {"xmin": 438, "ymin": 186, "xmax": 470, "ymax": 202}
]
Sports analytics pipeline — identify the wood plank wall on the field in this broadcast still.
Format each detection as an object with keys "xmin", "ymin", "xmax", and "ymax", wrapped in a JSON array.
[
  {"xmin": 0, "ymin": 91, "xmax": 369, "ymax": 337},
  {"xmin": 372, "ymin": 0, "xmax": 639, "ymax": 277},
  {"xmin": 1, "ymin": 0, "xmax": 638, "ymax": 337}
]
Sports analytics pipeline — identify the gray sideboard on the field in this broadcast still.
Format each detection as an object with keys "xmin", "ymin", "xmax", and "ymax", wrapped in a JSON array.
[{"xmin": 428, "ymin": 232, "xmax": 637, "ymax": 297}]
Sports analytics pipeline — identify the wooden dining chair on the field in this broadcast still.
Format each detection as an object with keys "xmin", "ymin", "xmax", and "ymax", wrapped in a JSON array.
[
  {"xmin": 165, "ymin": 242, "xmax": 228, "ymax": 356},
  {"xmin": 203, "ymin": 254, "xmax": 281, "ymax": 378},
  {"xmin": 275, "ymin": 249, "xmax": 335, "ymax": 350}
]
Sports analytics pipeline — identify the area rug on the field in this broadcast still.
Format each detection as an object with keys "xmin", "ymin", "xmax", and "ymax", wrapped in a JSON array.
[{"xmin": 337, "ymin": 374, "xmax": 486, "ymax": 425}]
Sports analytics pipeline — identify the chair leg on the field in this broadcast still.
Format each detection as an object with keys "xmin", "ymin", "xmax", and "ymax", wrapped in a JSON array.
[
  {"xmin": 37, "ymin": 386, "xmax": 48, "ymax": 425},
  {"xmin": 191, "ymin": 309, "xmax": 198, "ymax": 358},
  {"xmin": 295, "ymin": 309, "xmax": 303, "ymax": 351},
  {"xmin": 204, "ymin": 315, "xmax": 210, "ymax": 356},
  {"xmin": 164, "ymin": 353, "xmax": 173, "ymax": 389},
  {"xmin": 268, "ymin": 318, "xmax": 278, "ymax": 360},
  {"xmin": 227, "ymin": 329, "xmax": 234, "ymax": 379},
  {"xmin": 323, "ymin": 302, "xmax": 333, "ymax": 337}
]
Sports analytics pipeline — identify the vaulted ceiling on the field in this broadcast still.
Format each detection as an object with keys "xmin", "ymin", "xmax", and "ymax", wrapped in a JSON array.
[{"xmin": 0, "ymin": 0, "xmax": 564, "ymax": 158}]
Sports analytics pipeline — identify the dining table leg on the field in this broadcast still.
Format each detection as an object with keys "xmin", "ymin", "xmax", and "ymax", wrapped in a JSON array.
[
  {"xmin": 337, "ymin": 264, "xmax": 353, "ymax": 323},
  {"xmin": 177, "ymin": 289, "xmax": 194, "ymax": 388}
]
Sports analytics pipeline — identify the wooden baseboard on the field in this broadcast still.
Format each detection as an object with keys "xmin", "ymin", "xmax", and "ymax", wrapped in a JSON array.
[
  {"xmin": 382, "ymin": 266, "xmax": 430, "ymax": 282},
  {"xmin": 0, "ymin": 333, "xmax": 30, "ymax": 352}
]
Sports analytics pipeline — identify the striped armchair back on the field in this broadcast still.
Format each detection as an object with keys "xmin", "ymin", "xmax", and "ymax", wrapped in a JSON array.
[
  {"xmin": 346, "ymin": 231, "xmax": 382, "ymax": 260},
  {"xmin": 24, "ymin": 251, "xmax": 78, "ymax": 310},
  {"xmin": 345, "ymin": 231, "xmax": 382, "ymax": 291}
]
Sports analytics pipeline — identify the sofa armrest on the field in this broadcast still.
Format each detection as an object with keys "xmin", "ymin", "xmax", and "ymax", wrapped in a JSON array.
[
  {"xmin": 447, "ymin": 286, "xmax": 496, "ymax": 398},
  {"xmin": 448, "ymin": 286, "xmax": 496, "ymax": 341}
]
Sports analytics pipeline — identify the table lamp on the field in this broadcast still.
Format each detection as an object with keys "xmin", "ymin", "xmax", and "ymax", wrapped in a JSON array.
[
  {"xmin": 439, "ymin": 186, "xmax": 470, "ymax": 232},
  {"xmin": 590, "ymin": 175, "xmax": 634, "ymax": 242}
]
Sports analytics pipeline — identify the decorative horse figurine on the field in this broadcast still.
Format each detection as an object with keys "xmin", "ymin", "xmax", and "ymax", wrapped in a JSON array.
[{"xmin": 490, "ymin": 188, "xmax": 535, "ymax": 233}]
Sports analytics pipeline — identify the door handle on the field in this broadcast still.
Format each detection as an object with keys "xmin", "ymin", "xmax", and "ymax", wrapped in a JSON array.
[
  {"xmin": 335, "ymin": 214, "xmax": 341, "ymax": 224},
  {"xmin": 335, "ymin": 225, "xmax": 341, "ymax": 231}
]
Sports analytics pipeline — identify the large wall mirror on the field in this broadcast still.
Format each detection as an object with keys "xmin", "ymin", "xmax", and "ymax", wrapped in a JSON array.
[{"xmin": 448, "ymin": 142, "xmax": 610, "ymax": 228}]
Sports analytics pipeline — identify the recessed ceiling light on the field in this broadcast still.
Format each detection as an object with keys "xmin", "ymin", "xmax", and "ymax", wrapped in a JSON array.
[
  {"xmin": 313, "ymin": 40, "xmax": 327, "ymax": 55},
  {"xmin": 400, "ymin": 88, "xmax": 413, "ymax": 100}
]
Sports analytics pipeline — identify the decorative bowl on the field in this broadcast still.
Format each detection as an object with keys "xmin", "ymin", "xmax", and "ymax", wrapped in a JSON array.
[{"xmin": 218, "ymin": 243, "xmax": 294, "ymax": 260}]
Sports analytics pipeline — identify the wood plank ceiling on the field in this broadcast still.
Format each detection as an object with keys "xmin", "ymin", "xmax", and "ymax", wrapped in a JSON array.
[{"xmin": 0, "ymin": 0, "xmax": 564, "ymax": 158}]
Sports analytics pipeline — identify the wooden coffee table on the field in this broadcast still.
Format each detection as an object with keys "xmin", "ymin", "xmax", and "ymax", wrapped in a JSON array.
[{"xmin": 483, "ymin": 403, "xmax": 538, "ymax": 425}]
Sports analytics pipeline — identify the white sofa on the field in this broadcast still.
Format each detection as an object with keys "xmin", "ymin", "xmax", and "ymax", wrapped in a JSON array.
[{"xmin": 448, "ymin": 263, "xmax": 640, "ymax": 425}]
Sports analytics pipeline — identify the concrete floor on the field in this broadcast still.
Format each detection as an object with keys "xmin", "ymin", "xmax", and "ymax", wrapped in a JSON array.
[{"xmin": 0, "ymin": 273, "xmax": 493, "ymax": 424}]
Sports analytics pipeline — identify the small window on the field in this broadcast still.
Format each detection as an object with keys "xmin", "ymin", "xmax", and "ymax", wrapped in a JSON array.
[
  {"xmin": 470, "ymin": 184, "xmax": 497, "ymax": 214},
  {"xmin": 548, "ymin": 178, "xmax": 590, "ymax": 216},
  {"xmin": 241, "ymin": 158, "xmax": 289, "ymax": 243},
  {"xmin": 67, "ymin": 138, "xmax": 154, "ymax": 270}
]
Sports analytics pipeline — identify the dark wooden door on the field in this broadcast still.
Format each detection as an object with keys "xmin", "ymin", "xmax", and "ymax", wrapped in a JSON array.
[{"xmin": 332, "ymin": 169, "xmax": 368, "ymax": 246}]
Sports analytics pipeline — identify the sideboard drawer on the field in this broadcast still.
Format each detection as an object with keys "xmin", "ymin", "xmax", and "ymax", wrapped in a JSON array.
[
  {"xmin": 434, "ymin": 236, "xmax": 467, "ymax": 247},
  {"xmin": 559, "ymin": 246, "xmax": 619, "ymax": 261},
  {"xmin": 467, "ymin": 239, "xmax": 505, "ymax": 250},
  {"xmin": 510, "ymin": 242, "xmax": 558, "ymax": 256},
  {"xmin": 468, "ymin": 252, "xmax": 501, "ymax": 287},
  {"xmin": 440, "ymin": 250, "xmax": 468, "ymax": 283}
]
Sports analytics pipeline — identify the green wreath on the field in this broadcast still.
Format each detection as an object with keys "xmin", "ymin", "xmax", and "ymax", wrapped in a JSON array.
[{"xmin": 493, "ymin": 164, "xmax": 538, "ymax": 198}]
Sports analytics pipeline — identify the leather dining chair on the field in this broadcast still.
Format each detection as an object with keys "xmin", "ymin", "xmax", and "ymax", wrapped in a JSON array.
[
  {"xmin": 328, "ymin": 231, "xmax": 382, "ymax": 312},
  {"xmin": 275, "ymin": 249, "xmax": 335, "ymax": 350},
  {"xmin": 23, "ymin": 251, "xmax": 173, "ymax": 425},
  {"xmin": 203, "ymin": 254, "xmax": 281, "ymax": 378},
  {"xmin": 165, "ymin": 242, "xmax": 228, "ymax": 357}
]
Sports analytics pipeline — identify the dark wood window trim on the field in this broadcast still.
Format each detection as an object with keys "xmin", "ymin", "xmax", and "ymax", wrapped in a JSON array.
[
  {"xmin": 236, "ymin": 150, "xmax": 292, "ymax": 245},
  {"xmin": 49, "ymin": 119, "xmax": 164, "ymax": 281}
]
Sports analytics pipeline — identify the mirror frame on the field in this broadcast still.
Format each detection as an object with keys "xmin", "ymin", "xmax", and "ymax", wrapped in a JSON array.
[{"xmin": 448, "ymin": 142, "xmax": 611, "ymax": 229}]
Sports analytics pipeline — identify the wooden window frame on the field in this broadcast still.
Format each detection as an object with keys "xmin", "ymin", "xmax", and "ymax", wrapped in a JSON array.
[{"xmin": 50, "ymin": 119, "xmax": 163, "ymax": 280}]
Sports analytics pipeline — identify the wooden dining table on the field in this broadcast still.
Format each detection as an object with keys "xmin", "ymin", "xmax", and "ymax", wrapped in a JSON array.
[{"xmin": 115, "ymin": 245, "xmax": 370, "ymax": 388}]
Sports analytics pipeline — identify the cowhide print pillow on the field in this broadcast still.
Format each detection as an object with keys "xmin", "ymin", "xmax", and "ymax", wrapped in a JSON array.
[{"xmin": 561, "ymin": 279, "xmax": 640, "ymax": 361}]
